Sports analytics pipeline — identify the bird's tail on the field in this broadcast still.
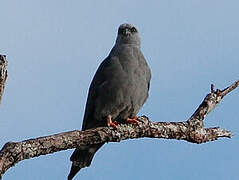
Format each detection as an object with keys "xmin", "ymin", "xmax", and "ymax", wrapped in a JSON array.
[{"xmin": 68, "ymin": 143, "xmax": 104, "ymax": 180}]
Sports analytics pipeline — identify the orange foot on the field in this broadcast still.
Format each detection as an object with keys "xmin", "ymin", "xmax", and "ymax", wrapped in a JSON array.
[
  {"xmin": 126, "ymin": 117, "xmax": 139, "ymax": 125},
  {"xmin": 107, "ymin": 115, "xmax": 118, "ymax": 129}
]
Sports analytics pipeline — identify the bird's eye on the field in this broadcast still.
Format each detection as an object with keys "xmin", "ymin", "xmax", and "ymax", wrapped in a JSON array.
[{"xmin": 131, "ymin": 27, "xmax": 137, "ymax": 32}]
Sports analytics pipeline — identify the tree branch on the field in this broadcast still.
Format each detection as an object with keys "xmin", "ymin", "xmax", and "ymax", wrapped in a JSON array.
[
  {"xmin": 0, "ymin": 55, "xmax": 8, "ymax": 105},
  {"xmin": 0, "ymin": 80, "xmax": 238, "ymax": 179}
]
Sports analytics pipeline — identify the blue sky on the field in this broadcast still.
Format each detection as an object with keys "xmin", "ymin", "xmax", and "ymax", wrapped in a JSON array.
[{"xmin": 1, "ymin": 1, "xmax": 238, "ymax": 180}]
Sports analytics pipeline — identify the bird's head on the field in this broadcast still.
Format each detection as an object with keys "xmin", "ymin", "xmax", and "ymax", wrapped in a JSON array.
[{"xmin": 116, "ymin": 23, "xmax": 141, "ymax": 47}]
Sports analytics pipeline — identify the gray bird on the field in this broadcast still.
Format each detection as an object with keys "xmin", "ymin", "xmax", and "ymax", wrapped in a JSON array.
[{"xmin": 68, "ymin": 23, "xmax": 151, "ymax": 180}]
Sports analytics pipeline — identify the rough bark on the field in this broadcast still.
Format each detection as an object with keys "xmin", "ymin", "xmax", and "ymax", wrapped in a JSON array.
[
  {"xmin": 0, "ymin": 78, "xmax": 238, "ymax": 178},
  {"xmin": 0, "ymin": 55, "xmax": 8, "ymax": 105}
]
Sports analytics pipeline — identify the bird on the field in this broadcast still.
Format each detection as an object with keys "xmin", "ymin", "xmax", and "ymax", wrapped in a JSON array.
[{"xmin": 68, "ymin": 23, "xmax": 151, "ymax": 180}]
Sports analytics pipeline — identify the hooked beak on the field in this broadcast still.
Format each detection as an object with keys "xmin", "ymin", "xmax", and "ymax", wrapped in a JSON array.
[{"xmin": 122, "ymin": 28, "xmax": 131, "ymax": 36}]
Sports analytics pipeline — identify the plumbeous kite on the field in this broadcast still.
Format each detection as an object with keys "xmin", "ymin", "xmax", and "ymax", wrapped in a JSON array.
[{"xmin": 68, "ymin": 23, "xmax": 151, "ymax": 180}]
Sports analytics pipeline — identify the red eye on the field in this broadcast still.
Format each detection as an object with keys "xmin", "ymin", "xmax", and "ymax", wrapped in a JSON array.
[{"xmin": 131, "ymin": 27, "xmax": 137, "ymax": 32}]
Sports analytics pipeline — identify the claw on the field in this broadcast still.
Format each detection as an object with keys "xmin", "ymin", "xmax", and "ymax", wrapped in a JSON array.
[
  {"xmin": 107, "ymin": 115, "xmax": 118, "ymax": 129},
  {"xmin": 126, "ymin": 117, "xmax": 139, "ymax": 124}
]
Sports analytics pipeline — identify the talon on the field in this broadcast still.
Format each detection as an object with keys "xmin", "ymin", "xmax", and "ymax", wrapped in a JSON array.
[
  {"xmin": 108, "ymin": 121, "xmax": 118, "ymax": 129},
  {"xmin": 126, "ymin": 117, "xmax": 139, "ymax": 124},
  {"xmin": 112, "ymin": 121, "xmax": 118, "ymax": 125},
  {"xmin": 107, "ymin": 115, "xmax": 118, "ymax": 129}
]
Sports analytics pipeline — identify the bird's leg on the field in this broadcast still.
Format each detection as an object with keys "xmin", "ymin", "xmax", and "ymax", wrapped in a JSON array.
[
  {"xmin": 126, "ymin": 117, "xmax": 139, "ymax": 124},
  {"xmin": 107, "ymin": 115, "xmax": 118, "ymax": 129}
]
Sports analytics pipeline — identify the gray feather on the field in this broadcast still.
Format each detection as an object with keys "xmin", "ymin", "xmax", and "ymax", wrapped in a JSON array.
[{"xmin": 68, "ymin": 23, "xmax": 151, "ymax": 180}]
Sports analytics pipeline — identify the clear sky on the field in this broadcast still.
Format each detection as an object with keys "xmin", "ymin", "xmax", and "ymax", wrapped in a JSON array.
[{"xmin": 1, "ymin": 1, "xmax": 238, "ymax": 180}]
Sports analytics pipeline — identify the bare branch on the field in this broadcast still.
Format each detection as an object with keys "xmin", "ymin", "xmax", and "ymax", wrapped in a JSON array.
[
  {"xmin": 0, "ymin": 80, "xmax": 238, "ymax": 179},
  {"xmin": 220, "ymin": 80, "xmax": 239, "ymax": 97},
  {"xmin": 0, "ymin": 55, "xmax": 8, "ymax": 105}
]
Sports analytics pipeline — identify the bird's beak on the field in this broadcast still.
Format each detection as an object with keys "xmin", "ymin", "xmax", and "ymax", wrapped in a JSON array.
[{"xmin": 122, "ymin": 28, "xmax": 131, "ymax": 36}]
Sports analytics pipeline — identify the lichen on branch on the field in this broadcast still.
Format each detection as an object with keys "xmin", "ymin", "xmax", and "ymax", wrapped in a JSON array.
[{"xmin": 0, "ymin": 55, "xmax": 8, "ymax": 105}]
